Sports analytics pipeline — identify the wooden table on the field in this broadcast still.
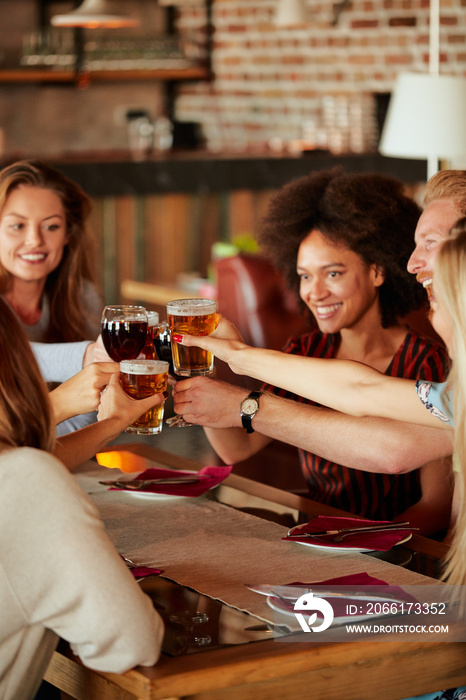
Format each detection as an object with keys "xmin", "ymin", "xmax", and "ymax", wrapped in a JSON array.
[{"xmin": 44, "ymin": 444, "xmax": 466, "ymax": 700}]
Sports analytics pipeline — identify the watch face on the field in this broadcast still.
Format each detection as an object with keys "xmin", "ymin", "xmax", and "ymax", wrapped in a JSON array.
[{"xmin": 241, "ymin": 398, "xmax": 259, "ymax": 416}]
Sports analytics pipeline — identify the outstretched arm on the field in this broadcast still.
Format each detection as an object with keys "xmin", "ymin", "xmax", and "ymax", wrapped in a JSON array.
[
  {"xmin": 54, "ymin": 373, "xmax": 166, "ymax": 471},
  {"xmin": 173, "ymin": 377, "xmax": 453, "ymax": 472},
  {"xmin": 173, "ymin": 318, "xmax": 451, "ymax": 430}
]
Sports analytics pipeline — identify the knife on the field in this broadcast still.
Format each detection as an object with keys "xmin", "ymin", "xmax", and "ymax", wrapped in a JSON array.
[
  {"xmin": 99, "ymin": 475, "xmax": 208, "ymax": 489},
  {"xmin": 286, "ymin": 521, "xmax": 417, "ymax": 539},
  {"xmin": 245, "ymin": 583, "xmax": 410, "ymax": 604}
]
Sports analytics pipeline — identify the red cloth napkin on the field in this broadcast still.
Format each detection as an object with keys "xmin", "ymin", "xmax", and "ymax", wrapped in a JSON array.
[
  {"xmin": 119, "ymin": 555, "xmax": 164, "ymax": 579},
  {"xmin": 111, "ymin": 465, "xmax": 233, "ymax": 497},
  {"xmin": 283, "ymin": 515, "xmax": 412, "ymax": 551},
  {"xmin": 130, "ymin": 566, "xmax": 164, "ymax": 578},
  {"xmin": 271, "ymin": 572, "xmax": 417, "ymax": 618}
]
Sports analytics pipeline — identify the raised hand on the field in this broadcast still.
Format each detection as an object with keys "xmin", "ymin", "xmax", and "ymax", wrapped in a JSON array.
[
  {"xmin": 172, "ymin": 376, "xmax": 245, "ymax": 428},
  {"xmin": 50, "ymin": 362, "xmax": 120, "ymax": 423},
  {"xmin": 97, "ymin": 371, "xmax": 166, "ymax": 427}
]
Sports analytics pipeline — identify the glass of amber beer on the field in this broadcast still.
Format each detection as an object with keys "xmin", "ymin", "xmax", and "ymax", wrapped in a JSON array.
[
  {"xmin": 166, "ymin": 298, "xmax": 217, "ymax": 377},
  {"xmin": 120, "ymin": 359, "xmax": 169, "ymax": 434}
]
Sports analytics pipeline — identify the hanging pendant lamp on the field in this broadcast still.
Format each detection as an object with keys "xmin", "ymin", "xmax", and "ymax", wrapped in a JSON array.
[{"xmin": 51, "ymin": 0, "xmax": 140, "ymax": 28}]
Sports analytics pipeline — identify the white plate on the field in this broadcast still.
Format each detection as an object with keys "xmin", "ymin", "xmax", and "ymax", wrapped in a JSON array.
[
  {"xmin": 286, "ymin": 525, "xmax": 412, "ymax": 553},
  {"xmin": 266, "ymin": 596, "xmax": 375, "ymax": 626},
  {"xmin": 121, "ymin": 490, "xmax": 190, "ymax": 501},
  {"xmin": 113, "ymin": 471, "xmax": 218, "ymax": 501}
]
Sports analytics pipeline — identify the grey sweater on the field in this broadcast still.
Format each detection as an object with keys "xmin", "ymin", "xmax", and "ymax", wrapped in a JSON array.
[{"xmin": 0, "ymin": 447, "xmax": 163, "ymax": 700}]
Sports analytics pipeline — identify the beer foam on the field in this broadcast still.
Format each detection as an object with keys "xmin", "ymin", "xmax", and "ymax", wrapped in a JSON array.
[
  {"xmin": 166, "ymin": 298, "xmax": 216, "ymax": 316},
  {"xmin": 120, "ymin": 360, "xmax": 169, "ymax": 375},
  {"xmin": 147, "ymin": 311, "xmax": 160, "ymax": 327}
]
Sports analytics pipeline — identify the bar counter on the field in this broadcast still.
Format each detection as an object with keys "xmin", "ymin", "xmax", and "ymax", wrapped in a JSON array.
[
  {"xmin": 45, "ymin": 151, "xmax": 426, "ymax": 197},
  {"xmin": 1, "ymin": 150, "xmax": 427, "ymax": 303}
]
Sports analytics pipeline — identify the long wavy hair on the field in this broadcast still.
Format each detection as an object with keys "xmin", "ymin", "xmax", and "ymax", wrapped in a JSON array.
[
  {"xmin": 259, "ymin": 169, "xmax": 425, "ymax": 328},
  {"xmin": 0, "ymin": 160, "xmax": 97, "ymax": 342},
  {"xmin": 434, "ymin": 218, "xmax": 466, "ymax": 602},
  {"xmin": 0, "ymin": 297, "xmax": 55, "ymax": 451}
]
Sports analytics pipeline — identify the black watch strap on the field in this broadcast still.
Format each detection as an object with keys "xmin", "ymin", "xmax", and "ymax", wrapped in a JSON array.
[{"xmin": 241, "ymin": 390, "xmax": 262, "ymax": 434}]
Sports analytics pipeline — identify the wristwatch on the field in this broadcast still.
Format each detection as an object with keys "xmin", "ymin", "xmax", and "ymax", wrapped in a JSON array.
[{"xmin": 240, "ymin": 390, "xmax": 263, "ymax": 433}]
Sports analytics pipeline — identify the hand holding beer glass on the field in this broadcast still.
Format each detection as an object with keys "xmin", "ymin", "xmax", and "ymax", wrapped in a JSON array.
[
  {"xmin": 164, "ymin": 298, "xmax": 217, "ymax": 428},
  {"xmin": 120, "ymin": 359, "xmax": 169, "ymax": 434},
  {"xmin": 166, "ymin": 299, "xmax": 217, "ymax": 377}
]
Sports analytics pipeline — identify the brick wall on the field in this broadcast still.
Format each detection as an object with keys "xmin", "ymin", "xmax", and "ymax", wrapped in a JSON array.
[
  {"xmin": 0, "ymin": 0, "xmax": 464, "ymax": 157},
  {"xmin": 175, "ymin": 0, "xmax": 466, "ymax": 153}
]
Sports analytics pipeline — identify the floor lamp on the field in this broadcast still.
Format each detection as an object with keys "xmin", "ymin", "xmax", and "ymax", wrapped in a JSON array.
[{"xmin": 379, "ymin": 0, "xmax": 466, "ymax": 180}]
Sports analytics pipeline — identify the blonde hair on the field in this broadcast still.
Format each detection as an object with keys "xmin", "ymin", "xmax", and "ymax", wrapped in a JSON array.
[
  {"xmin": 424, "ymin": 170, "xmax": 466, "ymax": 216},
  {"xmin": 0, "ymin": 297, "xmax": 55, "ymax": 451},
  {"xmin": 434, "ymin": 218, "xmax": 466, "ymax": 599},
  {"xmin": 0, "ymin": 160, "xmax": 97, "ymax": 342}
]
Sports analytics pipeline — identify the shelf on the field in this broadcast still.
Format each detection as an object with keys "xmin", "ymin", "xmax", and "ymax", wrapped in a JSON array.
[
  {"xmin": 0, "ymin": 69, "xmax": 76, "ymax": 83},
  {"xmin": 0, "ymin": 66, "xmax": 210, "ymax": 84}
]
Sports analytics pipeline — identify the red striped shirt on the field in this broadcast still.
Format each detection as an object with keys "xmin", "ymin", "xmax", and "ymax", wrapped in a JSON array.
[{"xmin": 263, "ymin": 331, "xmax": 449, "ymax": 520}]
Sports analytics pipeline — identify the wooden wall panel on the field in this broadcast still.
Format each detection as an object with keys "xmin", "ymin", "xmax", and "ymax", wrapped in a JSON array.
[
  {"xmin": 143, "ymin": 194, "xmax": 191, "ymax": 286},
  {"xmin": 115, "ymin": 196, "xmax": 139, "ymax": 302},
  {"xmin": 90, "ymin": 188, "xmax": 280, "ymax": 305}
]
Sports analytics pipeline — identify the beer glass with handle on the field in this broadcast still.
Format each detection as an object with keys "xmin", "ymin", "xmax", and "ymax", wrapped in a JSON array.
[
  {"xmin": 120, "ymin": 359, "xmax": 169, "ymax": 434},
  {"xmin": 101, "ymin": 305, "xmax": 148, "ymax": 362},
  {"xmin": 166, "ymin": 298, "xmax": 217, "ymax": 377}
]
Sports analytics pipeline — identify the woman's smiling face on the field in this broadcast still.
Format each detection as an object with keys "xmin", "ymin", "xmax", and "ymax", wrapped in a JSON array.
[
  {"xmin": 297, "ymin": 229, "xmax": 384, "ymax": 334},
  {"xmin": 0, "ymin": 184, "xmax": 68, "ymax": 286}
]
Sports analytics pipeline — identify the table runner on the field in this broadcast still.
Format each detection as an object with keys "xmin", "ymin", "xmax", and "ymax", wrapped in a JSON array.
[{"xmin": 76, "ymin": 461, "xmax": 441, "ymax": 626}]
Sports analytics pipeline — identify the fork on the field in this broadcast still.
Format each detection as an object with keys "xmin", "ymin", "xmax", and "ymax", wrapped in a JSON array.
[
  {"xmin": 288, "ymin": 524, "xmax": 417, "ymax": 543},
  {"xmin": 122, "ymin": 556, "xmax": 144, "ymax": 568},
  {"xmin": 100, "ymin": 475, "xmax": 208, "ymax": 490}
]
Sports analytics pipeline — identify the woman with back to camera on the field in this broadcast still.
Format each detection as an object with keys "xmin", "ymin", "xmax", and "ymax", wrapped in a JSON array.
[
  {"xmin": 0, "ymin": 159, "xmax": 105, "ymax": 434},
  {"xmin": 0, "ymin": 297, "xmax": 164, "ymax": 700},
  {"xmin": 173, "ymin": 170, "xmax": 453, "ymax": 534}
]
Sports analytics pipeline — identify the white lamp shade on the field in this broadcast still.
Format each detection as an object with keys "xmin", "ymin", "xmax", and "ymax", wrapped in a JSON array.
[
  {"xmin": 51, "ymin": 0, "xmax": 140, "ymax": 28},
  {"xmin": 380, "ymin": 73, "xmax": 466, "ymax": 160},
  {"xmin": 275, "ymin": 0, "xmax": 308, "ymax": 27}
]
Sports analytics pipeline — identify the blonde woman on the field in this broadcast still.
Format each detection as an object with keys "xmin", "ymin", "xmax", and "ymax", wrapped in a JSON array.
[
  {"xmin": 0, "ymin": 297, "xmax": 164, "ymax": 700},
  {"xmin": 0, "ymin": 159, "xmax": 108, "ymax": 435}
]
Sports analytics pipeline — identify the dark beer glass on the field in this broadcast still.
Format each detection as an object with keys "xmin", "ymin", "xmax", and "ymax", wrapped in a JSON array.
[{"xmin": 101, "ymin": 305, "xmax": 148, "ymax": 362}]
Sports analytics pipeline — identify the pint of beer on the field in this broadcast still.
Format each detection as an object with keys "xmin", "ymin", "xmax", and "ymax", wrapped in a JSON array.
[
  {"xmin": 166, "ymin": 298, "xmax": 217, "ymax": 377},
  {"xmin": 120, "ymin": 359, "xmax": 169, "ymax": 435}
]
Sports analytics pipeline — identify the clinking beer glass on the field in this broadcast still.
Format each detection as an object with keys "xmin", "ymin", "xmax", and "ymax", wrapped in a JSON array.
[
  {"xmin": 166, "ymin": 298, "xmax": 217, "ymax": 377},
  {"xmin": 120, "ymin": 359, "xmax": 169, "ymax": 434}
]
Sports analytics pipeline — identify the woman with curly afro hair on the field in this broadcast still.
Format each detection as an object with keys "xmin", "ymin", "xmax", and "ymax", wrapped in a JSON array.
[
  {"xmin": 260, "ymin": 168, "xmax": 425, "ymax": 329},
  {"xmin": 172, "ymin": 169, "xmax": 453, "ymax": 534}
]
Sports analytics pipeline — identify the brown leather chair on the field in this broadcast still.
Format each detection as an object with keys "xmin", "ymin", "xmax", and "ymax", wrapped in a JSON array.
[{"xmin": 215, "ymin": 252, "xmax": 311, "ymax": 351}]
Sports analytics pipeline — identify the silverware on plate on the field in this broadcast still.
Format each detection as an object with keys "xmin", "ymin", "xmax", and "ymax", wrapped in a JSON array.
[
  {"xmin": 246, "ymin": 583, "xmax": 409, "ymax": 604},
  {"xmin": 286, "ymin": 521, "xmax": 418, "ymax": 543},
  {"xmin": 99, "ymin": 475, "xmax": 208, "ymax": 490}
]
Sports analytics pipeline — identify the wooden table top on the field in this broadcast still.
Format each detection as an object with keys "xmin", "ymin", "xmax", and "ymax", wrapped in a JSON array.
[{"xmin": 44, "ymin": 444, "xmax": 465, "ymax": 700}]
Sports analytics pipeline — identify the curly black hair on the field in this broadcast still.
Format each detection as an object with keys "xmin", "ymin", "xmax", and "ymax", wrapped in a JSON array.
[{"xmin": 259, "ymin": 168, "xmax": 425, "ymax": 328}]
